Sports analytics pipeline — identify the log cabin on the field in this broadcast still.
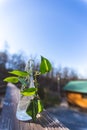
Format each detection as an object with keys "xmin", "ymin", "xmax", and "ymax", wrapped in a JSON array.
[{"xmin": 63, "ymin": 81, "xmax": 87, "ymax": 109}]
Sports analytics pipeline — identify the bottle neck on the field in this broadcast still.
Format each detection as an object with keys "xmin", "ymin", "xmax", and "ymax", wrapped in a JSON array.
[
  {"xmin": 25, "ymin": 59, "xmax": 35, "ymax": 88},
  {"xmin": 25, "ymin": 60, "xmax": 34, "ymax": 72}
]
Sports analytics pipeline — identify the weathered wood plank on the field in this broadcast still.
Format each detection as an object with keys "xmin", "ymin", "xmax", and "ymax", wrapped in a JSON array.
[{"xmin": 0, "ymin": 83, "xmax": 70, "ymax": 130}]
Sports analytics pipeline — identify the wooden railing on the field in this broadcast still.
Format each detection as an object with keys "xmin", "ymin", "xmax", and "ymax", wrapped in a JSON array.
[{"xmin": 0, "ymin": 83, "xmax": 69, "ymax": 130}]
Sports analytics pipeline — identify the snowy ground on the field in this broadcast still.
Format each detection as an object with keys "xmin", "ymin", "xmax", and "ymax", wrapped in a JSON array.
[{"xmin": 48, "ymin": 106, "xmax": 87, "ymax": 130}]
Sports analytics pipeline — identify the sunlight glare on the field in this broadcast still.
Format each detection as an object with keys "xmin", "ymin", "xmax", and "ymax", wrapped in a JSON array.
[
  {"xmin": 0, "ymin": 0, "xmax": 4, "ymax": 3},
  {"xmin": 0, "ymin": 0, "xmax": 7, "ymax": 4}
]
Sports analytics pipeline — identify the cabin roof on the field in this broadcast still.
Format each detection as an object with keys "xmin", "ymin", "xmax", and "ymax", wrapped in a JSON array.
[{"xmin": 63, "ymin": 81, "xmax": 87, "ymax": 93}]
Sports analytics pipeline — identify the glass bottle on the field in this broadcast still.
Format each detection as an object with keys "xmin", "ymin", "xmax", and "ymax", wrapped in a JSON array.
[{"xmin": 16, "ymin": 60, "xmax": 35, "ymax": 121}]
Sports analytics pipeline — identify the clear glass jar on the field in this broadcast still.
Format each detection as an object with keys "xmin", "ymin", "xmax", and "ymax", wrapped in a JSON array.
[{"xmin": 16, "ymin": 60, "xmax": 35, "ymax": 121}]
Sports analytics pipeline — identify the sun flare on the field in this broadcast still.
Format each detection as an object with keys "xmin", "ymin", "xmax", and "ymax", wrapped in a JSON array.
[
  {"xmin": 0, "ymin": 0, "xmax": 4, "ymax": 3},
  {"xmin": 0, "ymin": 0, "xmax": 7, "ymax": 4}
]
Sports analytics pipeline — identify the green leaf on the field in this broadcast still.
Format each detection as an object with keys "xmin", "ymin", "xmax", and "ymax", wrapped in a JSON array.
[
  {"xmin": 21, "ymin": 88, "xmax": 37, "ymax": 96},
  {"xmin": 26, "ymin": 98, "xmax": 38, "ymax": 121},
  {"xmin": 40, "ymin": 56, "xmax": 52, "ymax": 74},
  {"xmin": 26, "ymin": 98, "xmax": 44, "ymax": 121},
  {"xmin": 9, "ymin": 70, "xmax": 29, "ymax": 77},
  {"xmin": 37, "ymin": 100, "xmax": 44, "ymax": 113},
  {"xmin": 3, "ymin": 76, "xmax": 19, "ymax": 83}
]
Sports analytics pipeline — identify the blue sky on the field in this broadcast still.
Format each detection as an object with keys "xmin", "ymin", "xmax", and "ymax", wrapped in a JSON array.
[{"xmin": 0, "ymin": 0, "xmax": 87, "ymax": 77}]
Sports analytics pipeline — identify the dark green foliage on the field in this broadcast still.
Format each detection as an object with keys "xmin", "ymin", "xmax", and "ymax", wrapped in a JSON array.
[
  {"xmin": 26, "ymin": 98, "xmax": 43, "ymax": 121},
  {"xmin": 3, "ymin": 56, "xmax": 52, "ymax": 121},
  {"xmin": 21, "ymin": 88, "xmax": 37, "ymax": 96},
  {"xmin": 4, "ymin": 76, "xmax": 19, "ymax": 83},
  {"xmin": 9, "ymin": 70, "xmax": 29, "ymax": 77},
  {"xmin": 40, "ymin": 56, "xmax": 52, "ymax": 74}
]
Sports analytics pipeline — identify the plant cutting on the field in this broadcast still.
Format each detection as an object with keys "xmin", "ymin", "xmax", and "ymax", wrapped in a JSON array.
[{"xmin": 4, "ymin": 56, "xmax": 52, "ymax": 121}]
